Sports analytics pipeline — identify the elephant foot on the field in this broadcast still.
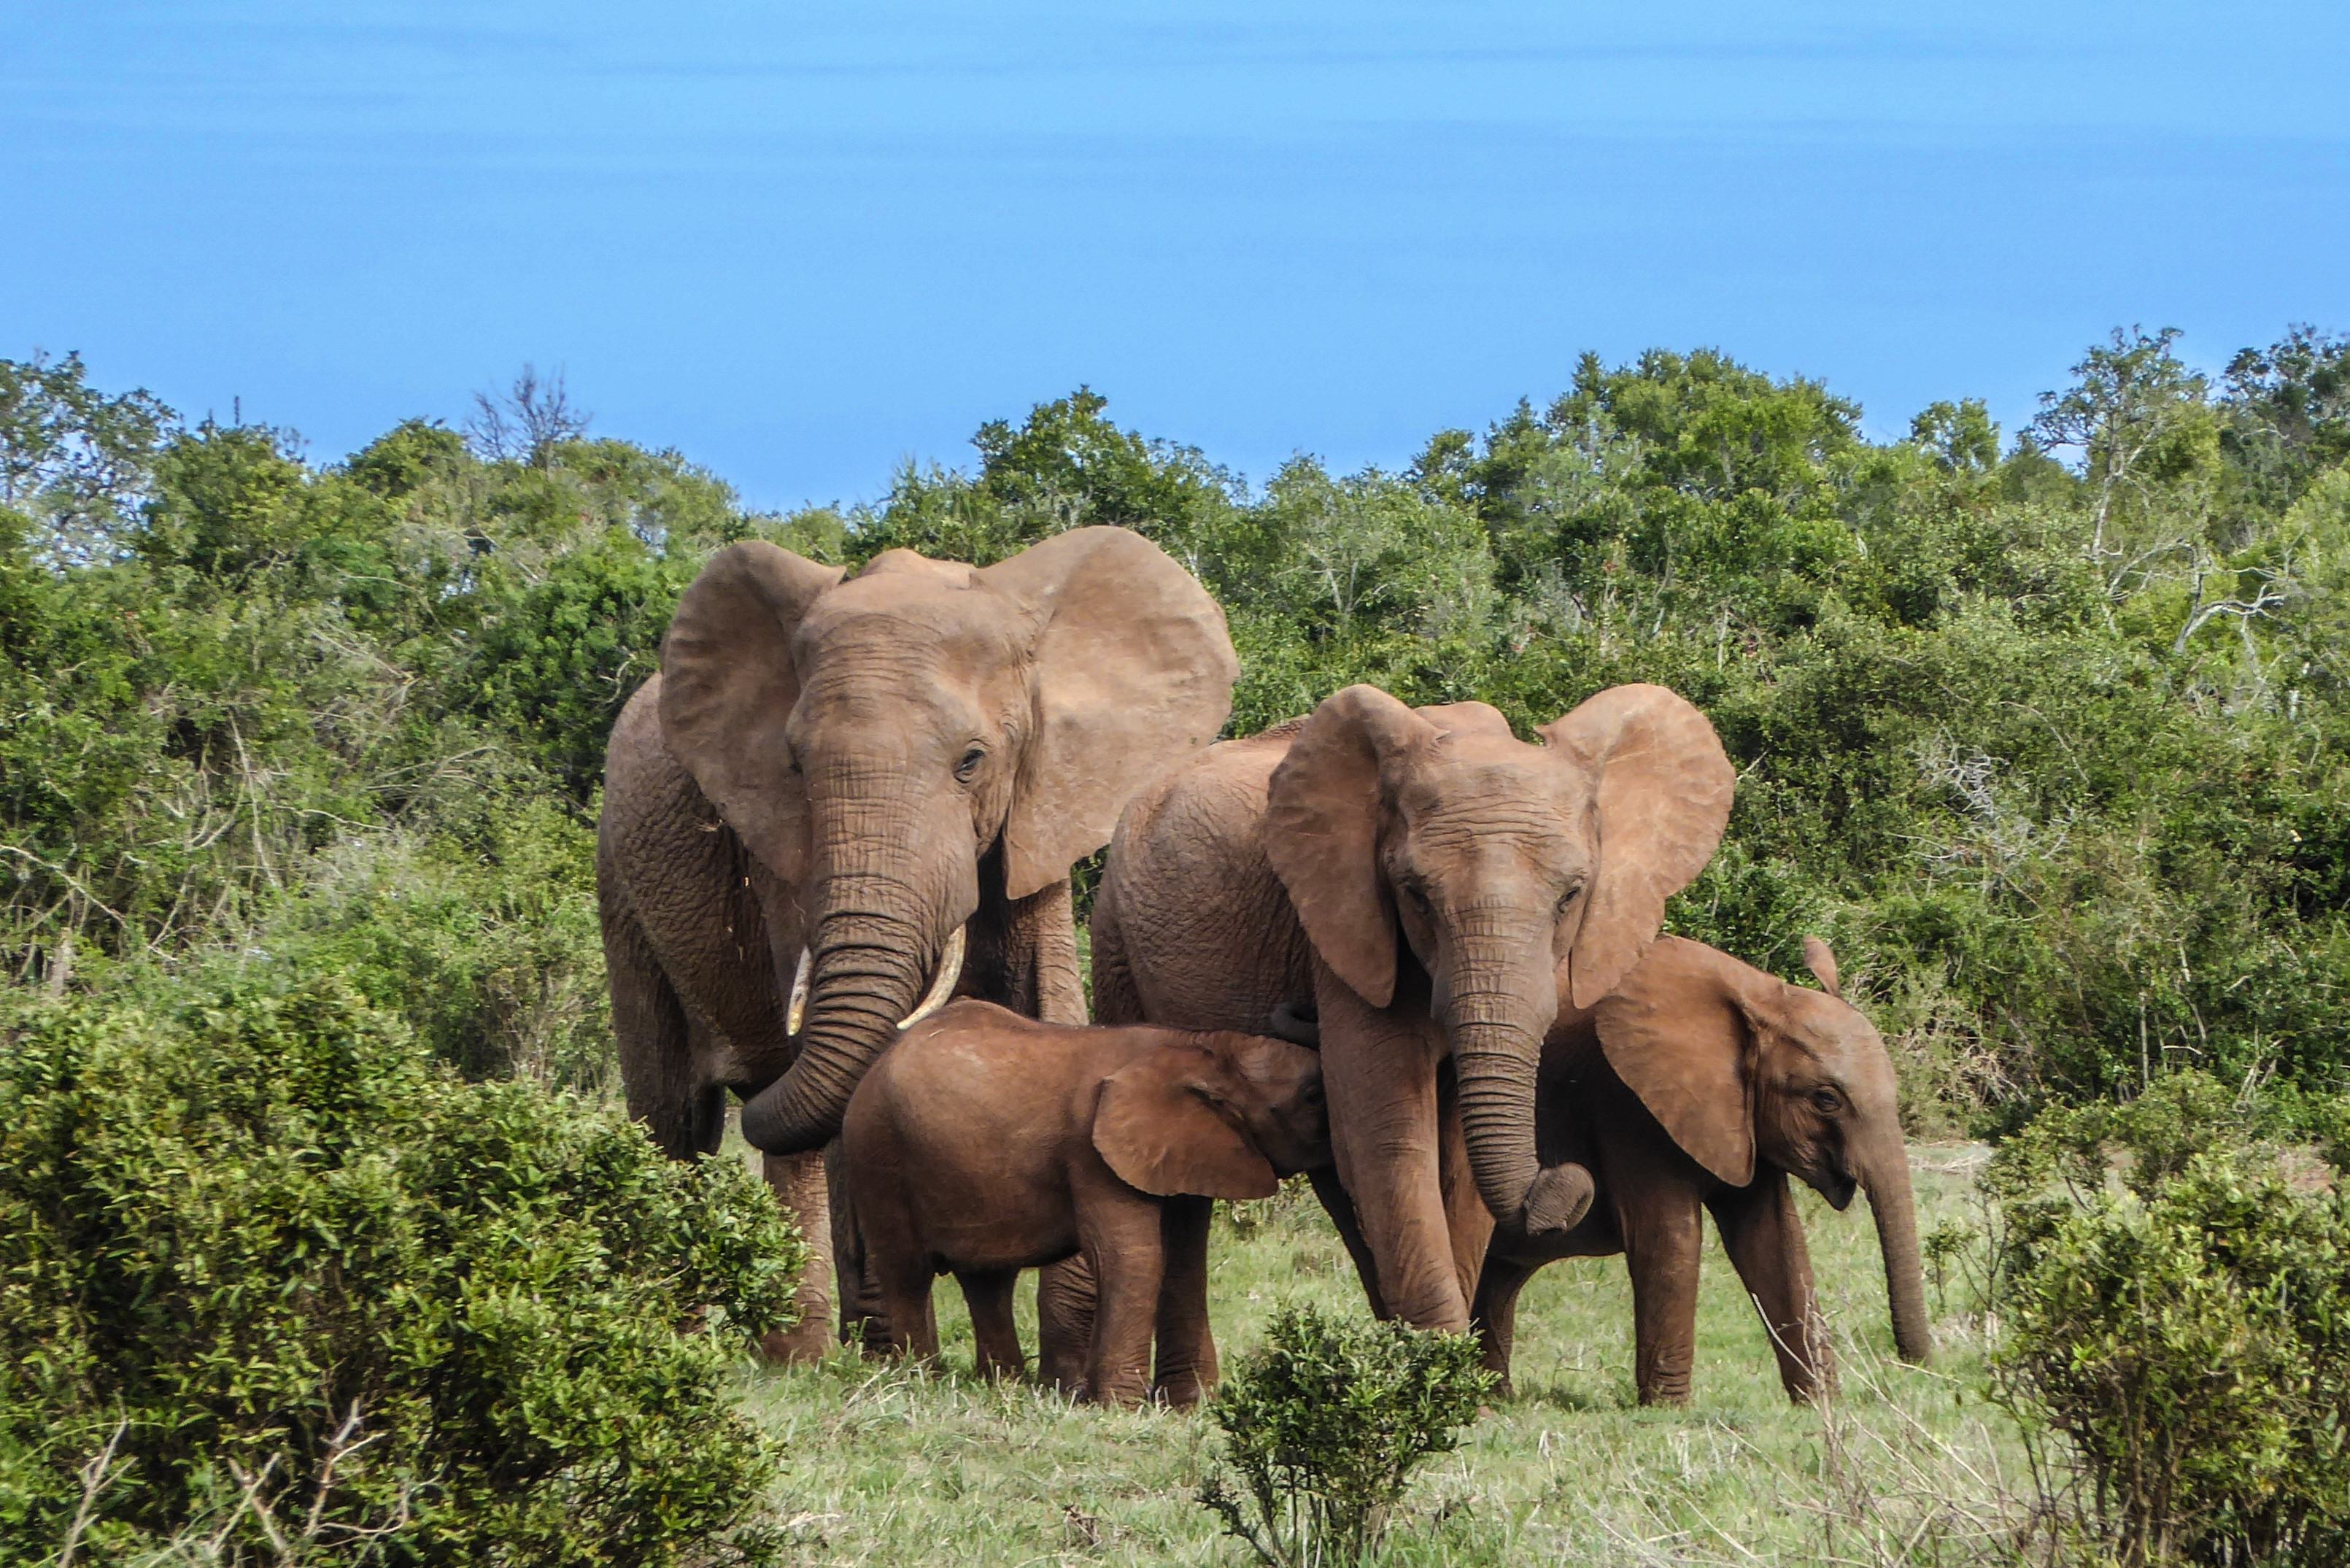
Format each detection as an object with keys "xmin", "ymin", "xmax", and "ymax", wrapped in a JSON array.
[
  {"xmin": 1153, "ymin": 1372, "xmax": 1211, "ymax": 1409},
  {"xmin": 1520, "ymin": 1162, "xmax": 1595, "ymax": 1237},
  {"xmin": 1085, "ymin": 1380, "xmax": 1150, "ymax": 1410},
  {"xmin": 759, "ymin": 1317, "xmax": 835, "ymax": 1366}
]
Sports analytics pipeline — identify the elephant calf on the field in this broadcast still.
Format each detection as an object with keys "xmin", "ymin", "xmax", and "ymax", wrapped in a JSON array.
[
  {"xmin": 840, "ymin": 1000, "xmax": 1330, "ymax": 1407},
  {"xmin": 1473, "ymin": 937, "xmax": 1930, "ymax": 1407}
]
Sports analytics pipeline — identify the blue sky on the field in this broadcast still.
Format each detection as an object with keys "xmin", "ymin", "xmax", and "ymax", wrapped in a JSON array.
[{"xmin": 6, "ymin": 3, "xmax": 2346, "ymax": 511}]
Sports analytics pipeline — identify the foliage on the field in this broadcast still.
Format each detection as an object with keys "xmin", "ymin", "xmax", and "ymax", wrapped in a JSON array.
[
  {"xmin": 1982, "ymin": 1073, "xmax": 2350, "ymax": 1566},
  {"xmin": 0, "ymin": 971, "xmax": 806, "ymax": 1567},
  {"xmin": 7, "ymin": 326, "xmax": 2350, "ymax": 1119},
  {"xmin": 1197, "ymin": 1306, "xmax": 1492, "ymax": 1567}
]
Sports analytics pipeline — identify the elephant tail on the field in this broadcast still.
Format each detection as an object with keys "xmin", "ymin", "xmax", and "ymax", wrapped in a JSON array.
[{"xmin": 1088, "ymin": 881, "xmax": 1143, "ymax": 1027}]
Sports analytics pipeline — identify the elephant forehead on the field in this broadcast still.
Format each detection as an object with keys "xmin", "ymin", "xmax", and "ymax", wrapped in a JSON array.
[
  {"xmin": 851, "ymin": 548, "xmax": 984, "ymax": 588},
  {"xmin": 1785, "ymin": 993, "xmax": 1894, "ymax": 1084},
  {"xmin": 794, "ymin": 584, "xmax": 1028, "ymax": 672},
  {"xmin": 1391, "ymin": 744, "xmax": 1585, "ymax": 820}
]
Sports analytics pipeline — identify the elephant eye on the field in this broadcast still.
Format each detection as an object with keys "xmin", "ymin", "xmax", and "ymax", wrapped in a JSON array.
[
  {"xmin": 954, "ymin": 745, "xmax": 986, "ymax": 783},
  {"xmin": 1399, "ymin": 879, "xmax": 1431, "ymax": 912},
  {"xmin": 1811, "ymin": 1087, "xmax": 1843, "ymax": 1114}
]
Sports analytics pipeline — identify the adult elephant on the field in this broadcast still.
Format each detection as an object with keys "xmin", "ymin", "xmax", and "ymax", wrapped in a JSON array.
[
  {"xmin": 1472, "ymin": 936, "xmax": 1932, "ymax": 1405},
  {"xmin": 598, "ymin": 526, "xmax": 1237, "ymax": 1359},
  {"xmin": 1091, "ymin": 684, "xmax": 1734, "ymax": 1335}
]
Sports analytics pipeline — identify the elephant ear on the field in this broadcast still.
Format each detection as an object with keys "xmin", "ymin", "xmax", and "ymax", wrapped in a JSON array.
[
  {"xmin": 1801, "ymin": 936, "xmax": 1842, "ymax": 999},
  {"xmin": 1263, "ymin": 686, "xmax": 1431, "ymax": 1009},
  {"xmin": 1092, "ymin": 1045, "xmax": 1279, "ymax": 1200},
  {"xmin": 659, "ymin": 542, "xmax": 845, "ymax": 884},
  {"xmin": 1593, "ymin": 938, "xmax": 1757, "ymax": 1186},
  {"xmin": 1540, "ymin": 684, "xmax": 1736, "ymax": 1009},
  {"xmin": 980, "ymin": 528, "xmax": 1239, "ymax": 901}
]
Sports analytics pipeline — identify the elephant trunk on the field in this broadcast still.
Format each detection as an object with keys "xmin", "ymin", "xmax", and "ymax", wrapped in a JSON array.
[
  {"xmin": 1863, "ymin": 1133, "xmax": 1933, "ymax": 1365},
  {"xmin": 739, "ymin": 870, "xmax": 938, "ymax": 1155},
  {"xmin": 1447, "ymin": 942, "xmax": 1573, "ymax": 1237}
]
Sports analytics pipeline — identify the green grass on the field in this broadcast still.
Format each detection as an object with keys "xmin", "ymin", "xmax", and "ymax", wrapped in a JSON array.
[{"xmin": 729, "ymin": 1143, "xmax": 2033, "ymax": 1565}]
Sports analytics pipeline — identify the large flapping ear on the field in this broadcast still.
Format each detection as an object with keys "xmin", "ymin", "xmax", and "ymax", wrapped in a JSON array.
[
  {"xmin": 1092, "ymin": 1045, "xmax": 1279, "ymax": 1200},
  {"xmin": 1263, "ymin": 686, "xmax": 1430, "ymax": 1009},
  {"xmin": 1593, "ymin": 938, "xmax": 1758, "ymax": 1186},
  {"xmin": 659, "ymin": 542, "xmax": 845, "ymax": 883},
  {"xmin": 979, "ymin": 528, "xmax": 1238, "ymax": 900},
  {"xmin": 1801, "ymin": 936, "xmax": 1842, "ymax": 999},
  {"xmin": 1540, "ymin": 684, "xmax": 1736, "ymax": 1008}
]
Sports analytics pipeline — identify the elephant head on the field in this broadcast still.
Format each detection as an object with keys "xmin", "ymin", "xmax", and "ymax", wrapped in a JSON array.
[
  {"xmin": 659, "ymin": 526, "xmax": 1237, "ymax": 1154},
  {"xmin": 1092, "ymin": 1033, "xmax": 1331, "ymax": 1200},
  {"xmin": 1263, "ymin": 684, "xmax": 1734, "ymax": 1239},
  {"xmin": 1594, "ymin": 935, "xmax": 1932, "ymax": 1364}
]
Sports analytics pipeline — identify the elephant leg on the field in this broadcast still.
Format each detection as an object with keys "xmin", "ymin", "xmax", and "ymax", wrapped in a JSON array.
[
  {"xmin": 1151, "ymin": 1196, "xmax": 1218, "ymax": 1407},
  {"xmin": 874, "ymin": 1261, "xmax": 939, "ymax": 1364},
  {"xmin": 956, "ymin": 1269, "xmax": 1026, "ymax": 1381},
  {"xmin": 604, "ymin": 894, "xmax": 722, "ymax": 1158},
  {"xmin": 1318, "ymin": 971, "xmax": 1465, "ymax": 1330},
  {"xmin": 826, "ymin": 1143, "xmax": 892, "ymax": 1356},
  {"xmin": 1617, "ymin": 1175, "xmax": 1707, "ymax": 1407},
  {"xmin": 1010, "ymin": 874, "xmax": 1088, "ymax": 1026},
  {"xmin": 760, "ymin": 1148, "xmax": 839, "ymax": 1364},
  {"xmin": 967, "ymin": 857, "xmax": 1089, "ymax": 1026},
  {"xmin": 1708, "ymin": 1170, "xmax": 1831, "ymax": 1402},
  {"xmin": 1470, "ymin": 1244, "xmax": 1539, "ymax": 1398},
  {"xmin": 1036, "ymin": 1257, "xmax": 1097, "ymax": 1396},
  {"xmin": 1077, "ymin": 1186, "xmax": 1165, "ymax": 1409},
  {"xmin": 1436, "ymin": 1061, "xmax": 1496, "ymax": 1309},
  {"xmin": 1307, "ymin": 1166, "xmax": 1391, "ymax": 1318}
]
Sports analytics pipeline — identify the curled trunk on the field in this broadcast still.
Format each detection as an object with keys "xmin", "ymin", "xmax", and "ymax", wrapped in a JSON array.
[
  {"xmin": 740, "ymin": 893, "xmax": 931, "ymax": 1154},
  {"xmin": 1864, "ymin": 1136, "xmax": 1933, "ymax": 1364},
  {"xmin": 1447, "ymin": 946, "xmax": 1566, "ymax": 1235}
]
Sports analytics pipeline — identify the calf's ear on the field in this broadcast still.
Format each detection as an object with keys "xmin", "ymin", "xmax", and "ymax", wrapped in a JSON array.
[{"xmin": 1092, "ymin": 1046, "xmax": 1278, "ymax": 1201}]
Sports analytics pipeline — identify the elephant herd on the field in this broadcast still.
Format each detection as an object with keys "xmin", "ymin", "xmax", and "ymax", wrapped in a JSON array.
[{"xmin": 597, "ymin": 525, "xmax": 1930, "ymax": 1410}]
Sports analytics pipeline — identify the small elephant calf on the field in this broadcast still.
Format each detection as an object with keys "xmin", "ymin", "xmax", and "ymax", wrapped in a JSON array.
[
  {"xmin": 840, "ymin": 999, "xmax": 1331, "ymax": 1407},
  {"xmin": 1474, "ymin": 937, "xmax": 1930, "ymax": 1407}
]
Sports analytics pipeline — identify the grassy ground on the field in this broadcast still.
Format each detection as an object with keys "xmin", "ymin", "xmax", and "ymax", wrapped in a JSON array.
[{"xmin": 730, "ymin": 1141, "xmax": 2027, "ymax": 1566}]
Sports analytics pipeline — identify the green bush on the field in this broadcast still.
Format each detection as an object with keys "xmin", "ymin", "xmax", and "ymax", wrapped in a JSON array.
[
  {"xmin": 259, "ymin": 800, "xmax": 612, "ymax": 1088},
  {"xmin": 1198, "ymin": 1306, "xmax": 1492, "ymax": 1567},
  {"xmin": 1984, "ymin": 1075, "xmax": 2350, "ymax": 1566},
  {"xmin": 0, "ymin": 973, "xmax": 805, "ymax": 1567}
]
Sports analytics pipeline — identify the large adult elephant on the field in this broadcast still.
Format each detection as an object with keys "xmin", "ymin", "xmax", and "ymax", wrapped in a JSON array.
[
  {"xmin": 1091, "ymin": 684, "xmax": 1734, "ymax": 1335},
  {"xmin": 1472, "ymin": 936, "xmax": 1932, "ymax": 1405},
  {"xmin": 598, "ymin": 526, "xmax": 1237, "ymax": 1357}
]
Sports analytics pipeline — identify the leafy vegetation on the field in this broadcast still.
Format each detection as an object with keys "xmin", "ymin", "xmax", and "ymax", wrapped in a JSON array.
[
  {"xmin": 1198, "ymin": 1306, "xmax": 1492, "ymax": 1566},
  {"xmin": 1981, "ymin": 1075, "xmax": 2350, "ymax": 1566},
  {"xmin": 736, "ymin": 1154, "xmax": 2017, "ymax": 1567},
  {"xmin": 13, "ymin": 334, "xmax": 2350, "ymax": 1121},
  {"xmin": 0, "ymin": 972, "xmax": 807, "ymax": 1565},
  {"xmin": 7, "ymin": 332, "xmax": 2350, "ymax": 1563}
]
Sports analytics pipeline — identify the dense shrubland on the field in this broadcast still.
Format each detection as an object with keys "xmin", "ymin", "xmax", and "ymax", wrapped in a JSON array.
[
  {"xmin": 0, "ymin": 971, "xmax": 805, "ymax": 1564},
  {"xmin": 1974, "ymin": 1073, "xmax": 2350, "ymax": 1565},
  {"xmin": 9, "ymin": 331, "xmax": 2350, "ymax": 1116},
  {"xmin": 7, "ymin": 331, "xmax": 2350, "ymax": 1562}
]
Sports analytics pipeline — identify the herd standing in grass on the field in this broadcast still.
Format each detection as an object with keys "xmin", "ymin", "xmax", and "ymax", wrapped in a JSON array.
[{"xmin": 602, "ymin": 525, "xmax": 1925, "ymax": 1406}]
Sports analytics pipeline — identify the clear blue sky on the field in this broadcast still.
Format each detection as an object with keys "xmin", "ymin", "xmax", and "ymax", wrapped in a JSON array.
[{"xmin": 7, "ymin": 3, "xmax": 2346, "ymax": 511}]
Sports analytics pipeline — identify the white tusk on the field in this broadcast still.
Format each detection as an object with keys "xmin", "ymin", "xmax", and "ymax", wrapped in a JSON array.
[
  {"xmin": 786, "ymin": 946, "xmax": 812, "ymax": 1037},
  {"xmin": 897, "ymin": 924, "xmax": 967, "ymax": 1029}
]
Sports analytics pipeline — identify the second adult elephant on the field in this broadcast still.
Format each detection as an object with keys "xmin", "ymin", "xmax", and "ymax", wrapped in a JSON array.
[
  {"xmin": 598, "ymin": 526, "xmax": 1237, "ymax": 1356},
  {"xmin": 1472, "ymin": 936, "xmax": 1933, "ymax": 1405},
  {"xmin": 1091, "ymin": 684, "xmax": 1735, "ymax": 1333}
]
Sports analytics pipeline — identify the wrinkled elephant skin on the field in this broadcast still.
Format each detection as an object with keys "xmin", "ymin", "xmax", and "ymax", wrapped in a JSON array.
[
  {"xmin": 841, "ymin": 1000, "xmax": 1329, "ymax": 1407},
  {"xmin": 1092, "ymin": 683, "xmax": 1734, "ymax": 1335},
  {"xmin": 598, "ymin": 527, "xmax": 1236, "ymax": 1357}
]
